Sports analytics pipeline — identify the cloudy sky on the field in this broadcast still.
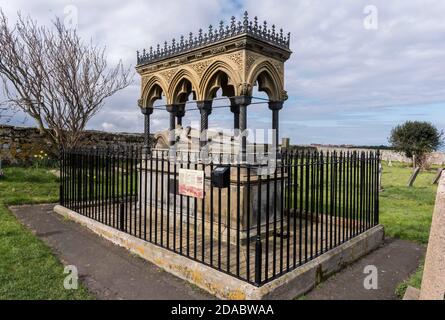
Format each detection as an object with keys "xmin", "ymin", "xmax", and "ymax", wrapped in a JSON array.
[{"xmin": 1, "ymin": 0, "xmax": 444, "ymax": 147}]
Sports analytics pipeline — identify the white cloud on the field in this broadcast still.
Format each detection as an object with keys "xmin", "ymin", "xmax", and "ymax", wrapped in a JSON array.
[
  {"xmin": 1, "ymin": 0, "xmax": 445, "ymax": 146},
  {"xmin": 101, "ymin": 122, "xmax": 115, "ymax": 130}
]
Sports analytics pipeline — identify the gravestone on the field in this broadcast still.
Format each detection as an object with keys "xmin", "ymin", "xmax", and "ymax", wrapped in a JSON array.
[
  {"xmin": 378, "ymin": 163, "xmax": 383, "ymax": 191},
  {"xmin": 141, "ymin": 127, "xmax": 285, "ymax": 244},
  {"xmin": 407, "ymin": 167, "xmax": 420, "ymax": 187},
  {"xmin": 432, "ymin": 168, "xmax": 444, "ymax": 185}
]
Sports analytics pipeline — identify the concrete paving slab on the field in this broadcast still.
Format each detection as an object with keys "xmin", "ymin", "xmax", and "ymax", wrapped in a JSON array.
[
  {"xmin": 10, "ymin": 204, "xmax": 214, "ymax": 300},
  {"xmin": 305, "ymin": 238, "xmax": 425, "ymax": 300},
  {"xmin": 9, "ymin": 204, "xmax": 424, "ymax": 300}
]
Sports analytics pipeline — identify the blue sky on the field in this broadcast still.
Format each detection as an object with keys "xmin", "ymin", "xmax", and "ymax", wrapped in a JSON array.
[{"xmin": 1, "ymin": 0, "xmax": 444, "ymax": 148}]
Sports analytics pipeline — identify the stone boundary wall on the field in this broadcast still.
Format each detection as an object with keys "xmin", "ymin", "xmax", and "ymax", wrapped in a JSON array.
[
  {"xmin": 313, "ymin": 146, "xmax": 445, "ymax": 166},
  {"xmin": 0, "ymin": 124, "xmax": 144, "ymax": 165}
]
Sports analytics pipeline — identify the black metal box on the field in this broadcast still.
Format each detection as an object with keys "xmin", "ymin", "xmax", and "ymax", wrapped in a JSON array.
[{"xmin": 212, "ymin": 166, "xmax": 230, "ymax": 188}]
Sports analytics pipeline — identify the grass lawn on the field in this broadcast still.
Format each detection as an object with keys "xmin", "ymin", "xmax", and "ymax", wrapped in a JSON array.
[
  {"xmin": 0, "ymin": 160, "xmax": 438, "ymax": 299},
  {"xmin": 380, "ymin": 161, "xmax": 437, "ymax": 244},
  {"xmin": 379, "ymin": 161, "xmax": 438, "ymax": 297},
  {"xmin": 0, "ymin": 167, "xmax": 92, "ymax": 299}
]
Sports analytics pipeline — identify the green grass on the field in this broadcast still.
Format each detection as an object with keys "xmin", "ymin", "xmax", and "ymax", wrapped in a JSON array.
[
  {"xmin": 0, "ymin": 167, "xmax": 92, "ymax": 300},
  {"xmin": 379, "ymin": 161, "xmax": 437, "ymax": 244},
  {"xmin": 395, "ymin": 260, "xmax": 424, "ymax": 298},
  {"xmin": 379, "ymin": 161, "xmax": 437, "ymax": 298},
  {"xmin": 0, "ymin": 160, "xmax": 438, "ymax": 299}
]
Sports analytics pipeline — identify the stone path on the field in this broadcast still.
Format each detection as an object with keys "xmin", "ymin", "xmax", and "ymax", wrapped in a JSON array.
[
  {"xmin": 10, "ymin": 204, "xmax": 425, "ymax": 300},
  {"xmin": 10, "ymin": 204, "xmax": 213, "ymax": 300},
  {"xmin": 305, "ymin": 238, "xmax": 425, "ymax": 300}
]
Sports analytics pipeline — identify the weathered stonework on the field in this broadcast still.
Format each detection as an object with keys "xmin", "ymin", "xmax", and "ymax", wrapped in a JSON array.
[
  {"xmin": 314, "ymin": 146, "xmax": 445, "ymax": 166},
  {"xmin": 54, "ymin": 204, "xmax": 384, "ymax": 300},
  {"xmin": 0, "ymin": 125, "xmax": 145, "ymax": 165},
  {"xmin": 136, "ymin": 19, "xmax": 292, "ymax": 107}
]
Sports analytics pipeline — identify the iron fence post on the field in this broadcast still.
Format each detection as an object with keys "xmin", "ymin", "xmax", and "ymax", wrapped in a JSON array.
[
  {"xmin": 119, "ymin": 201, "xmax": 125, "ymax": 231},
  {"xmin": 60, "ymin": 184, "xmax": 64, "ymax": 206},
  {"xmin": 59, "ymin": 146, "xmax": 64, "ymax": 206},
  {"xmin": 374, "ymin": 150, "xmax": 380, "ymax": 224},
  {"xmin": 255, "ymin": 235, "xmax": 262, "ymax": 286}
]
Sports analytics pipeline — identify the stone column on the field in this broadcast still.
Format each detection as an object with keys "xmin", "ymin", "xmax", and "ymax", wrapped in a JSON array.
[
  {"xmin": 166, "ymin": 105, "xmax": 178, "ymax": 147},
  {"xmin": 268, "ymin": 101, "xmax": 284, "ymax": 150},
  {"xmin": 229, "ymin": 98, "xmax": 240, "ymax": 134},
  {"xmin": 140, "ymin": 107, "xmax": 153, "ymax": 149},
  {"xmin": 176, "ymin": 106, "xmax": 185, "ymax": 126},
  {"xmin": 197, "ymin": 100, "xmax": 212, "ymax": 149},
  {"xmin": 233, "ymin": 96, "xmax": 252, "ymax": 162}
]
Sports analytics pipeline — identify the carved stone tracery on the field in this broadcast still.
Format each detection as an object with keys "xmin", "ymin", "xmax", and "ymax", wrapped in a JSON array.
[{"xmin": 136, "ymin": 12, "xmax": 292, "ymax": 107}]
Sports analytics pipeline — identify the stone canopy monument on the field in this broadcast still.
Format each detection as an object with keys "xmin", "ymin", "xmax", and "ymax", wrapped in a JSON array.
[
  {"xmin": 135, "ymin": 12, "xmax": 292, "ymax": 243},
  {"xmin": 57, "ymin": 12, "xmax": 382, "ymax": 295},
  {"xmin": 136, "ymin": 11, "xmax": 292, "ymax": 155}
]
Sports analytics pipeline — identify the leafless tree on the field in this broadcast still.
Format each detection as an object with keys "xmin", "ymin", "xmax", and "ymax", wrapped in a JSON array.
[{"xmin": 0, "ymin": 10, "xmax": 132, "ymax": 152}]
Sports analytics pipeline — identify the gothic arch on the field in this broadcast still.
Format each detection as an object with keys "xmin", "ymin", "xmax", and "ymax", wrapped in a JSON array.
[
  {"xmin": 141, "ymin": 76, "xmax": 168, "ymax": 108},
  {"xmin": 167, "ymin": 68, "xmax": 199, "ymax": 104},
  {"xmin": 247, "ymin": 60, "xmax": 283, "ymax": 101},
  {"xmin": 199, "ymin": 61, "xmax": 241, "ymax": 101}
]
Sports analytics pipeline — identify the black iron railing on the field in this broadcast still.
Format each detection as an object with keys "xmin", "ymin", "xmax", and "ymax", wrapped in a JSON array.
[{"xmin": 60, "ymin": 146, "xmax": 380, "ymax": 286}]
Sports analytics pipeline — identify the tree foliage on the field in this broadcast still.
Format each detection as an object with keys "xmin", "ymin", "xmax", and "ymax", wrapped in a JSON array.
[
  {"xmin": 389, "ymin": 121, "xmax": 443, "ymax": 167},
  {"xmin": 0, "ymin": 11, "xmax": 132, "ymax": 151}
]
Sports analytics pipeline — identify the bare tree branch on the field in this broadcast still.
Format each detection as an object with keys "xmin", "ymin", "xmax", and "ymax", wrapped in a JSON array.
[{"xmin": 0, "ymin": 10, "xmax": 133, "ymax": 152}]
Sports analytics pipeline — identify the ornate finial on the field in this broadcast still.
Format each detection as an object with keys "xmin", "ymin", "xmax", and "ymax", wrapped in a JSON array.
[
  {"xmin": 243, "ymin": 11, "xmax": 249, "ymax": 30},
  {"xmin": 137, "ymin": 14, "xmax": 289, "ymax": 65},
  {"xmin": 136, "ymin": 50, "xmax": 140, "ymax": 60}
]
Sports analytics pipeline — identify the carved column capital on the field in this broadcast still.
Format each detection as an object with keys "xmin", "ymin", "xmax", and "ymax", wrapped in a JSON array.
[
  {"xmin": 196, "ymin": 100, "xmax": 213, "ymax": 115},
  {"xmin": 229, "ymin": 98, "xmax": 240, "ymax": 113},
  {"xmin": 140, "ymin": 107, "xmax": 154, "ymax": 115},
  {"xmin": 166, "ymin": 104, "xmax": 186, "ymax": 117},
  {"xmin": 268, "ymin": 101, "xmax": 284, "ymax": 111},
  {"xmin": 232, "ymin": 95, "xmax": 252, "ymax": 106},
  {"xmin": 176, "ymin": 106, "xmax": 186, "ymax": 118}
]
